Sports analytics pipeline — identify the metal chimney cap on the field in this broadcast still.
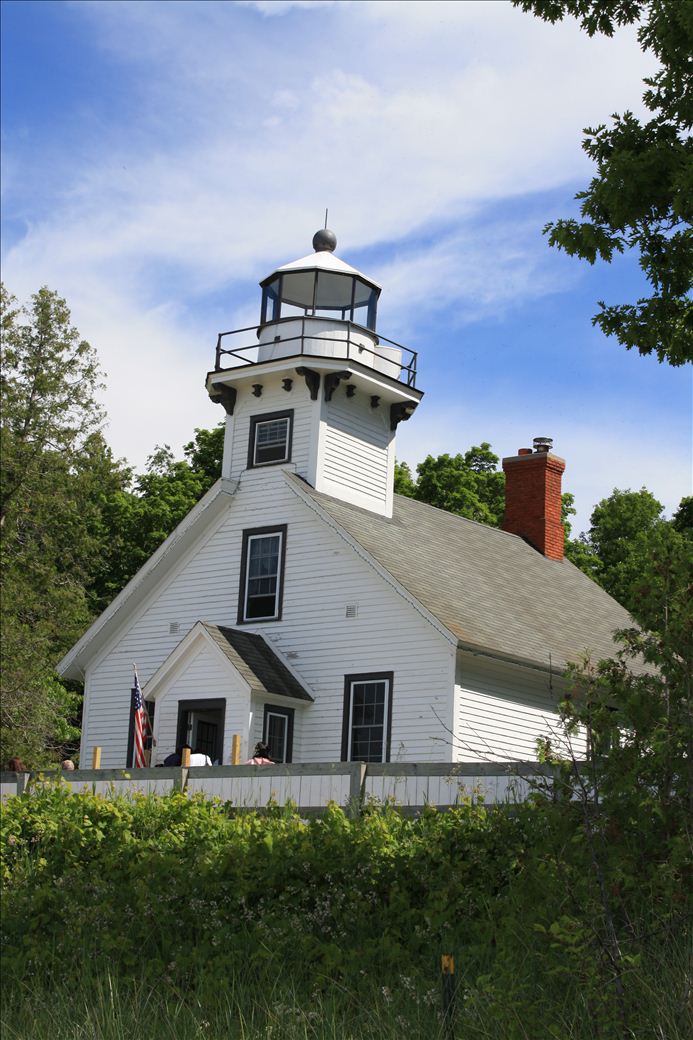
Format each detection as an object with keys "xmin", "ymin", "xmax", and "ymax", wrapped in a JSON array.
[
  {"xmin": 312, "ymin": 228, "xmax": 337, "ymax": 253},
  {"xmin": 533, "ymin": 436, "xmax": 553, "ymax": 453}
]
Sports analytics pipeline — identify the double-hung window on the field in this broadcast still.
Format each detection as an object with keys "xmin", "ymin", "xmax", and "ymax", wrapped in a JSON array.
[
  {"xmin": 238, "ymin": 526, "xmax": 287, "ymax": 623},
  {"xmin": 263, "ymin": 705, "xmax": 294, "ymax": 763},
  {"xmin": 248, "ymin": 410, "xmax": 293, "ymax": 468},
  {"xmin": 341, "ymin": 672, "xmax": 393, "ymax": 763}
]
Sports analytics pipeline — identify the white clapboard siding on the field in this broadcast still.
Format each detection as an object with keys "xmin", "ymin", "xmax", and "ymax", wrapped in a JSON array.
[
  {"xmin": 454, "ymin": 652, "xmax": 587, "ymax": 763},
  {"xmin": 152, "ymin": 641, "xmax": 250, "ymax": 765},
  {"xmin": 228, "ymin": 376, "xmax": 315, "ymax": 482},
  {"xmin": 82, "ymin": 468, "xmax": 455, "ymax": 767},
  {"xmin": 320, "ymin": 393, "xmax": 393, "ymax": 509}
]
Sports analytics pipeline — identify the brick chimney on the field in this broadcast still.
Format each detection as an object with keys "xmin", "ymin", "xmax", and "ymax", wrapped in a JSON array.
[{"xmin": 502, "ymin": 437, "xmax": 566, "ymax": 561}]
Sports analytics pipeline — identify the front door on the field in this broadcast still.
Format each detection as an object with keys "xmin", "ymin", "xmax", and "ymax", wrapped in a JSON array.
[{"xmin": 176, "ymin": 699, "xmax": 226, "ymax": 764}]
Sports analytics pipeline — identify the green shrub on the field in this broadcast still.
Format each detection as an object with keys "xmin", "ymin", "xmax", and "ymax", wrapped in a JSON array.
[{"xmin": 2, "ymin": 783, "xmax": 691, "ymax": 1039}]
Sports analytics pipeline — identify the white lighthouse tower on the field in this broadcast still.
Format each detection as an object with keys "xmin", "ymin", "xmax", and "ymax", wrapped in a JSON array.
[{"xmin": 206, "ymin": 229, "xmax": 422, "ymax": 517}]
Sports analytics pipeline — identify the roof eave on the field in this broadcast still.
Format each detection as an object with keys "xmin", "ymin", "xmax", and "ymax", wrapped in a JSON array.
[{"xmin": 455, "ymin": 639, "xmax": 568, "ymax": 676}]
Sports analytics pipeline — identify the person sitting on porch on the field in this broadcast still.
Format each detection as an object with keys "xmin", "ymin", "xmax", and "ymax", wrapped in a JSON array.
[
  {"xmin": 162, "ymin": 744, "xmax": 181, "ymax": 769},
  {"xmin": 189, "ymin": 747, "xmax": 212, "ymax": 766},
  {"xmin": 245, "ymin": 742, "xmax": 274, "ymax": 765},
  {"xmin": 162, "ymin": 744, "xmax": 212, "ymax": 766}
]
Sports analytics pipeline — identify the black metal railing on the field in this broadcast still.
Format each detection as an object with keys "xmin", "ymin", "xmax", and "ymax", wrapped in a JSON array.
[{"xmin": 214, "ymin": 317, "xmax": 418, "ymax": 389}]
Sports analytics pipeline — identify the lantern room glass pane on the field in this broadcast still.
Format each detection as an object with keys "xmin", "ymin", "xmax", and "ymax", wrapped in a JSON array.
[
  {"xmin": 315, "ymin": 271, "xmax": 354, "ymax": 311},
  {"xmin": 261, "ymin": 277, "xmax": 281, "ymax": 324},
  {"xmin": 354, "ymin": 282, "xmax": 379, "ymax": 330},
  {"xmin": 281, "ymin": 270, "xmax": 316, "ymax": 310}
]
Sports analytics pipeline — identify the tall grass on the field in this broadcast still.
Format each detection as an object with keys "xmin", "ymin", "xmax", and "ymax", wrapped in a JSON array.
[{"xmin": 2, "ymin": 940, "xmax": 691, "ymax": 1040}]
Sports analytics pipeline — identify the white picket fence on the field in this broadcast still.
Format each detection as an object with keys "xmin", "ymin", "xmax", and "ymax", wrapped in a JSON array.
[{"xmin": 0, "ymin": 761, "xmax": 556, "ymax": 812}]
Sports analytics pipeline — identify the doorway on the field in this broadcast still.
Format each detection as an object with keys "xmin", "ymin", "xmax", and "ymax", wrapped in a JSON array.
[{"xmin": 176, "ymin": 699, "xmax": 226, "ymax": 764}]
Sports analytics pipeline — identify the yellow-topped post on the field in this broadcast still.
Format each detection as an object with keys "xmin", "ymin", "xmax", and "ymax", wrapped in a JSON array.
[
  {"xmin": 441, "ymin": 954, "xmax": 455, "ymax": 1038},
  {"xmin": 231, "ymin": 735, "xmax": 241, "ymax": 765}
]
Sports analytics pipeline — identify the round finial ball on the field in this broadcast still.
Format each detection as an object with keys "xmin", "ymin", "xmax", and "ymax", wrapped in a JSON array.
[{"xmin": 313, "ymin": 228, "xmax": 337, "ymax": 253}]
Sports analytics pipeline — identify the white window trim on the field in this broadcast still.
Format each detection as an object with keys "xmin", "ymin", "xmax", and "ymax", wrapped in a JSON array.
[
  {"xmin": 264, "ymin": 710, "xmax": 289, "ymax": 763},
  {"xmin": 346, "ymin": 676, "xmax": 391, "ymax": 763},
  {"xmin": 251, "ymin": 415, "xmax": 291, "ymax": 467}
]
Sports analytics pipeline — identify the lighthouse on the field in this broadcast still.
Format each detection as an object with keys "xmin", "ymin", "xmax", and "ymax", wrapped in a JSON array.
[
  {"xmin": 61, "ymin": 227, "xmax": 636, "ymax": 772},
  {"xmin": 206, "ymin": 229, "xmax": 422, "ymax": 517}
]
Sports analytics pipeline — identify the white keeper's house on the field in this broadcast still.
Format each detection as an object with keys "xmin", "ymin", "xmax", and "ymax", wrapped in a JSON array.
[{"xmin": 59, "ymin": 229, "xmax": 633, "ymax": 768}]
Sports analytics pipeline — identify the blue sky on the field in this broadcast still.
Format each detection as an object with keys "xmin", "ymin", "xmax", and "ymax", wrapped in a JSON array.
[{"xmin": 2, "ymin": 0, "xmax": 690, "ymax": 534}]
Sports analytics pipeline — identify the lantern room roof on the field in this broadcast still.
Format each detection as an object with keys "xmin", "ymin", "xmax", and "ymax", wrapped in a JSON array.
[{"xmin": 262, "ymin": 249, "xmax": 381, "ymax": 290}]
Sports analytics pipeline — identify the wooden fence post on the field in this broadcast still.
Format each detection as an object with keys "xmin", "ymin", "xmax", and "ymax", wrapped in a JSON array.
[
  {"xmin": 91, "ymin": 746, "xmax": 102, "ymax": 769},
  {"xmin": 441, "ymin": 954, "xmax": 456, "ymax": 1038},
  {"xmin": 348, "ymin": 762, "xmax": 367, "ymax": 817},
  {"xmin": 231, "ymin": 735, "xmax": 241, "ymax": 765},
  {"xmin": 181, "ymin": 747, "xmax": 191, "ymax": 768}
]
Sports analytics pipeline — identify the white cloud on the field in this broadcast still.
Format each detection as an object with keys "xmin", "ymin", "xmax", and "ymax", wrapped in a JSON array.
[
  {"xmin": 373, "ymin": 220, "xmax": 577, "ymax": 336},
  {"xmin": 238, "ymin": 0, "xmax": 340, "ymax": 15},
  {"xmin": 3, "ymin": 0, "xmax": 676, "ymax": 482}
]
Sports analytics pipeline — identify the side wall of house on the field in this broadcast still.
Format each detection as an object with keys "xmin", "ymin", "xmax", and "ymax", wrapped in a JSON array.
[
  {"xmin": 453, "ymin": 651, "xmax": 586, "ymax": 762},
  {"xmin": 81, "ymin": 468, "xmax": 455, "ymax": 767},
  {"xmin": 318, "ymin": 391, "xmax": 395, "ymax": 515}
]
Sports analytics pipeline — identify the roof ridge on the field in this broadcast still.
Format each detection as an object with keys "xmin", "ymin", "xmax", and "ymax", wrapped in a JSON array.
[
  {"xmin": 395, "ymin": 490, "xmax": 538, "ymax": 546},
  {"xmin": 393, "ymin": 490, "xmax": 515, "ymax": 536}
]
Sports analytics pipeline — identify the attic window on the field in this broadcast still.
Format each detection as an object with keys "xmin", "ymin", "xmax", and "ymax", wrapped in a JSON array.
[{"xmin": 248, "ymin": 410, "xmax": 293, "ymax": 468}]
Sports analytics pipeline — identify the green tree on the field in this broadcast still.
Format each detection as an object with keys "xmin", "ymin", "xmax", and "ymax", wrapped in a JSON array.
[
  {"xmin": 412, "ymin": 443, "xmax": 506, "ymax": 525},
  {"xmin": 513, "ymin": 0, "xmax": 693, "ymax": 365},
  {"xmin": 99, "ymin": 425, "xmax": 226, "ymax": 597},
  {"xmin": 672, "ymin": 494, "xmax": 693, "ymax": 534},
  {"xmin": 1, "ymin": 286, "xmax": 105, "ymax": 525},
  {"xmin": 0, "ymin": 287, "xmax": 126, "ymax": 765},
  {"xmin": 183, "ymin": 422, "xmax": 224, "ymax": 490},
  {"xmin": 393, "ymin": 460, "xmax": 416, "ymax": 497},
  {"xmin": 537, "ymin": 527, "xmax": 693, "ymax": 1034},
  {"xmin": 103, "ymin": 446, "xmax": 208, "ymax": 594},
  {"xmin": 586, "ymin": 487, "xmax": 666, "ymax": 607}
]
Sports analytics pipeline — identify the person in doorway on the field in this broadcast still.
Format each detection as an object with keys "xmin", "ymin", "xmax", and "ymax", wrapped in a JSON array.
[
  {"xmin": 245, "ymin": 742, "xmax": 274, "ymax": 765},
  {"xmin": 162, "ymin": 746, "xmax": 183, "ymax": 766},
  {"xmin": 189, "ymin": 747, "xmax": 212, "ymax": 766}
]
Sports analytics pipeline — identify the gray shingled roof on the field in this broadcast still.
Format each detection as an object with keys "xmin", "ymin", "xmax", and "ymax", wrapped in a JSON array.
[
  {"xmin": 202, "ymin": 624, "xmax": 313, "ymax": 701},
  {"xmin": 287, "ymin": 473, "xmax": 636, "ymax": 672}
]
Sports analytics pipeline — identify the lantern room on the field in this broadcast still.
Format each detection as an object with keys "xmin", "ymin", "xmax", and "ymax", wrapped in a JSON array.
[{"xmin": 260, "ymin": 228, "xmax": 380, "ymax": 331}]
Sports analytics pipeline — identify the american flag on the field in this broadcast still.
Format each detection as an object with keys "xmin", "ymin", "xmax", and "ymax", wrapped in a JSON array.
[{"xmin": 132, "ymin": 669, "xmax": 148, "ymax": 769}]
